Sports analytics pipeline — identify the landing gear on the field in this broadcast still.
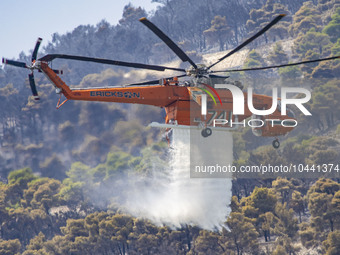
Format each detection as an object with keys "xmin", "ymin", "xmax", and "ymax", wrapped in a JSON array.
[
  {"xmin": 201, "ymin": 127, "xmax": 212, "ymax": 138},
  {"xmin": 272, "ymin": 139, "xmax": 280, "ymax": 149}
]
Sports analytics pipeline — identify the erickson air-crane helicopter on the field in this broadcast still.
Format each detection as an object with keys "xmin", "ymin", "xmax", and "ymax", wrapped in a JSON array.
[{"xmin": 3, "ymin": 14, "xmax": 340, "ymax": 148}]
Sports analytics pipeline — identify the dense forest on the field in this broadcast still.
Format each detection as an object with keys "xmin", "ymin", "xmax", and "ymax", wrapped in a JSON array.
[{"xmin": 1, "ymin": 0, "xmax": 340, "ymax": 254}]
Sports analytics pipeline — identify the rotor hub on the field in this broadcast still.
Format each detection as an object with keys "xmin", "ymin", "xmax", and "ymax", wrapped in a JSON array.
[{"xmin": 186, "ymin": 64, "xmax": 209, "ymax": 77}]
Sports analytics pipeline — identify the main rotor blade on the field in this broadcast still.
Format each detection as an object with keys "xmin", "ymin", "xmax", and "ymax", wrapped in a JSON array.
[
  {"xmin": 125, "ymin": 74, "xmax": 187, "ymax": 86},
  {"xmin": 211, "ymin": 55, "xmax": 340, "ymax": 73},
  {"xmin": 28, "ymin": 73, "xmax": 39, "ymax": 100},
  {"xmin": 39, "ymin": 54, "xmax": 186, "ymax": 73},
  {"xmin": 32, "ymin": 38, "xmax": 42, "ymax": 62},
  {"xmin": 208, "ymin": 14, "xmax": 286, "ymax": 69},
  {"xmin": 126, "ymin": 80, "xmax": 160, "ymax": 86},
  {"xmin": 139, "ymin": 17, "xmax": 198, "ymax": 69},
  {"xmin": 2, "ymin": 58, "xmax": 28, "ymax": 68}
]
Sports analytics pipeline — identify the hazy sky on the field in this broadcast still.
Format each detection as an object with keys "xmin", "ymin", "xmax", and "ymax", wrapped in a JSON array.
[{"xmin": 0, "ymin": 0, "xmax": 160, "ymax": 60}]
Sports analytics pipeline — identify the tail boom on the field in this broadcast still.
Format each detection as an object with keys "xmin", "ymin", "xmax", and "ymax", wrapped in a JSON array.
[{"xmin": 39, "ymin": 61, "xmax": 190, "ymax": 107}]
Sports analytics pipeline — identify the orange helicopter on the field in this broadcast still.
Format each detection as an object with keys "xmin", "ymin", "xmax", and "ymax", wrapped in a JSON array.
[{"xmin": 3, "ymin": 15, "xmax": 340, "ymax": 148}]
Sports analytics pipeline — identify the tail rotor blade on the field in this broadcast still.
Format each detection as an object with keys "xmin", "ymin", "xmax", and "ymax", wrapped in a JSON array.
[
  {"xmin": 2, "ymin": 58, "xmax": 28, "ymax": 68},
  {"xmin": 32, "ymin": 37, "xmax": 42, "ymax": 62},
  {"xmin": 3, "ymin": 38, "xmax": 43, "ymax": 101},
  {"xmin": 28, "ymin": 73, "xmax": 40, "ymax": 100}
]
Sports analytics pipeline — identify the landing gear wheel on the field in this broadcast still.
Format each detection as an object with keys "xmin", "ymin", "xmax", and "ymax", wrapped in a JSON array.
[
  {"xmin": 272, "ymin": 139, "xmax": 280, "ymax": 149},
  {"xmin": 201, "ymin": 128, "xmax": 212, "ymax": 138}
]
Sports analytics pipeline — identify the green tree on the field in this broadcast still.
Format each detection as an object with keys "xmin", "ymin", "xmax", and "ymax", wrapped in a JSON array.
[
  {"xmin": 98, "ymin": 214, "xmax": 134, "ymax": 255},
  {"xmin": 274, "ymin": 203, "xmax": 298, "ymax": 238},
  {"xmin": 323, "ymin": 7, "xmax": 340, "ymax": 43},
  {"xmin": 5, "ymin": 168, "xmax": 37, "ymax": 207},
  {"xmin": 307, "ymin": 179, "xmax": 340, "ymax": 233},
  {"xmin": 299, "ymin": 222, "xmax": 316, "ymax": 248},
  {"xmin": 58, "ymin": 178, "xmax": 85, "ymax": 206},
  {"xmin": 203, "ymin": 15, "xmax": 230, "ymax": 51},
  {"xmin": 274, "ymin": 235, "xmax": 300, "ymax": 255},
  {"xmin": 259, "ymin": 211, "xmax": 275, "ymax": 242},
  {"xmin": 22, "ymin": 232, "xmax": 47, "ymax": 255},
  {"xmin": 66, "ymin": 162, "xmax": 91, "ymax": 184},
  {"xmin": 331, "ymin": 38, "xmax": 340, "ymax": 55},
  {"xmin": 242, "ymin": 50, "xmax": 268, "ymax": 87},
  {"xmin": 272, "ymin": 244, "xmax": 286, "ymax": 255},
  {"xmin": 250, "ymin": 187, "xmax": 277, "ymax": 214},
  {"xmin": 61, "ymin": 218, "xmax": 88, "ymax": 242},
  {"xmin": 129, "ymin": 218, "xmax": 161, "ymax": 254},
  {"xmin": 293, "ymin": 29, "xmax": 331, "ymax": 59},
  {"xmin": 230, "ymin": 195, "xmax": 241, "ymax": 213},
  {"xmin": 23, "ymin": 178, "xmax": 61, "ymax": 212},
  {"xmin": 268, "ymin": 43, "xmax": 289, "ymax": 65},
  {"xmin": 243, "ymin": 50, "xmax": 265, "ymax": 69},
  {"xmin": 310, "ymin": 80, "xmax": 340, "ymax": 128},
  {"xmin": 0, "ymin": 239, "xmax": 21, "ymax": 255},
  {"xmin": 329, "ymin": 190, "xmax": 340, "ymax": 231},
  {"xmin": 290, "ymin": 190, "xmax": 305, "ymax": 223},
  {"xmin": 246, "ymin": 0, "xmax": 290, "ymax": 43},
  {"xmin": 193, "ymin": 230, "xmax": 223, "ymax": 255},
  {"xmin": 272, "ymin": 177, "xmax": 292, "ymax": 204},
  {"xmin": 223, "ymin": 212, "xmax": 259, "ymax": 255},
  {"xmin": 311, "ymin": 60, "xmax": 340, "ymax": 78},
  {"xmin": 0, "ymin": 84, "xmax": 20, "ymax": 146},
  {"xmin": 278, "ymin": 65, "xmax": 302, "ymax": 86},
  {"xmin": 119, "ymin": 4, "xmax": 147, "ymax": 29},
  {"xmin": 323, "ymin": 231, "xmax": 340, "ymax": 255},
  {"xmin": 289, "ymin": 2, "xmax": 322, "ymax": 37},
  {"xmin": 8, "ymin": 167, "xmax": 36, "ymax": 186}
]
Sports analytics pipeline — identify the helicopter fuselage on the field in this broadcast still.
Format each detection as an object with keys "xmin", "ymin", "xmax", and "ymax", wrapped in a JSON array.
[{"xmin": 40, "ymin": 61, "xmax": 296, "ymax": 141}]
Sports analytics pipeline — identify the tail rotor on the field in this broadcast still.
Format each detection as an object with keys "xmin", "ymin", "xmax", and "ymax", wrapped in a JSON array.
[{"xmin": 2, "ymin": 37, "xmax": 44, "ymax": 100}]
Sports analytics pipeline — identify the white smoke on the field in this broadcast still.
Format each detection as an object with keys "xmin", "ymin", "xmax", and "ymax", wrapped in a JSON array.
[{"xmin": 123, "ymin": 129, "xmax": 233, "ymax": 230}]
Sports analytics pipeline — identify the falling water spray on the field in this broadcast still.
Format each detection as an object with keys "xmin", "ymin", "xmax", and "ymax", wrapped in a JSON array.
[{"xmin": 124, "ymin": 129, "xmax": 233, "ymax": 230}]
